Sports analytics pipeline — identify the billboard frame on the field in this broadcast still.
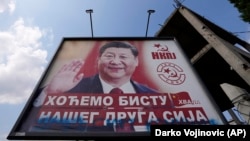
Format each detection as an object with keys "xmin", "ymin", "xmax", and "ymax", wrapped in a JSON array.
[{"xmin": 7, "ymin": 37, "xmax": 226, "ymax": 140}]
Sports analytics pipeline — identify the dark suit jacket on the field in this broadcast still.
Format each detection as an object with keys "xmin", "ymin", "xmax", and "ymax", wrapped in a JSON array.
[{"xmin": 67, "ymin": 74, "xmax": 158, "ymax": 93}]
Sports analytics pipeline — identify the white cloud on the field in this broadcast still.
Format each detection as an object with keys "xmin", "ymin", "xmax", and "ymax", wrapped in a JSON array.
[
  {"xmin": 0, "ymin": 0, "xmax": 7, "ymax": 13},
  {"xmin": 0, "ymin": 0, "xmax": 15, "ymax": 14},
  {"xmin": 0, "ymin": 18, "xmax": 48, "ymax": 104},
  {"xmin": 8, "ymin": 0, "xmax": 15, "ymax": 14}
]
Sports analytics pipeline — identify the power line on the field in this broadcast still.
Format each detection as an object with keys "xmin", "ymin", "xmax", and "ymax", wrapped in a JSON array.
[{"xmin": 232, "ymin": 31, "xmax": 250, "ymax": 34}]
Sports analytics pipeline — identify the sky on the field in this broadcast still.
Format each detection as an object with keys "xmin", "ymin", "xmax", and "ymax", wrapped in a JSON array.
[{"xmin": 0, "ymin": 0, "xmax": 249, "ymax": 141}]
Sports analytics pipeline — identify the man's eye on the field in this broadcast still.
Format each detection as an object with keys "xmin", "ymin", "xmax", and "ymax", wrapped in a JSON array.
[
  {"xmin": 104, "ymin": 55, "xmax": 114, "ymax": 58},
  {"xmin": 120, "ymin": 56, "xmax": 127, "ymax": 59}
]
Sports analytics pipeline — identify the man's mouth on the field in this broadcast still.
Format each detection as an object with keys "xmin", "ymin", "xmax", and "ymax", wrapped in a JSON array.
[{"xmin": 108, "ymin": 66, "xmax": 123, "ymax": 71}]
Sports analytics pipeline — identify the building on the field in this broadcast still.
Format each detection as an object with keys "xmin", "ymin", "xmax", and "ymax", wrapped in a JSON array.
[{"xmin": 155, "ymin": 5, "xmax": 250, "ymax": 124}]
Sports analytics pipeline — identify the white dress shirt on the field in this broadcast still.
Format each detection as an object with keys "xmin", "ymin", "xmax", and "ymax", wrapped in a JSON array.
[{"xmin": 99, "ymin": 76, "xmax": 136, "ymax": 93}]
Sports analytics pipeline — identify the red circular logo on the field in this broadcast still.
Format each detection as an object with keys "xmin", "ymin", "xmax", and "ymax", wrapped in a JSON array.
[{"xmin": 157, "ymin": 62, "xmax": 186, "ymax": 85}]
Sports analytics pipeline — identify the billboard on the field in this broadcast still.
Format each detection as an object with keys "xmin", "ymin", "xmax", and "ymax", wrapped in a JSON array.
[{"xmin": 8, "ymin": 37, "xmax": 226, "ymax": 140}]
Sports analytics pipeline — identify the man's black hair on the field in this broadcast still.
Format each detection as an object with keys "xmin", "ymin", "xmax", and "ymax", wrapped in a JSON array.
[{"xmin": 99, "ymin": 41, "xmax": 139, "ymax": 57}]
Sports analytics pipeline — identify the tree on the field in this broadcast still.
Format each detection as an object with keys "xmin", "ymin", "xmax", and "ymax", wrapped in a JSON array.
[{"xmin": 229, "ymin": 0, "xmax": 250, "ymax": 23}]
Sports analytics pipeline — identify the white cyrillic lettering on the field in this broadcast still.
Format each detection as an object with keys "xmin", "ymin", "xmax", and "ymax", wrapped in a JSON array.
[
  {"xmin": 117, "ymin": 112, "xmax": 126, "ymax": 120},
  {"xmin": 38, "ymin": 111, "xmax": 52, "ymax": 123},
  {"xmin": 79, "ymin": 112, "xmax": 89, "ymax": 123},
  {"xmin": 173, "ymin": 111, "xmax": 186, "ymax": 122},
  {"xmin": 119, "ymin": 96, "xmax": 128, "ymax": 106},
  {"xmin": 137, "ymin": 112, "xmax": 146, "ymax": 123},
  {"xmin": 63, "ymin": 112, "xmax": 78, "ymax": 123},
  {"xmin": 186, "ymin": 110, "xmax": 195, "ymax": 122},
  {"xmin": 44, "ymin": 96, "xmax": 56, "ymax": 105},
  {"xmin": 140, "ymin": 96, "xmax": 150, "ymax": 105},
  {"xmin": 127, "ymin": 112, "xmax": 136, "ymax": 123},
  {"xmin": 68, "ymin": 96, "xmax": 79, "ymax": 105},
  {"xmin": 80, "ymin": 96, "xmax": 90, "ymax": 106},
  {"xmin": 51, "ymin": 111, "xmax": 61, "ymax": 122},
  {"xmin": 56, "ymin": 96, "xmax": 67, "ymax": 105},
  {"xmin": 103, "ymin": 96, "xmax": 113, "ymax": 106},
  {"xmin": 148, "ymin": 112, "xmax": 158, "ymax": 123},
  {"xmin": 104, "ymin": 112, "xmax": 116, "ymax": 126},
  {"xmin": 89, "ymin": 96, "xmax": 102, "ymax": 106},
  {"xmin": 89, "ymin": 112, "xmax": 99, "ymax": 123},
  {"xmin": 158, "ymin": 96, "xmax": 167, "ymax": 105},
  {"xmin": 196, "ymin": 110, "xmax": 208, "ymax": 122},
  {"xmin": 163, "ymin": 111, "xmax": 174, "ymax": 122},
  {"xmin": 149, "ymin": 96, "xmax": 158, "ymax": 105},
  {"xmin": 129, "ymin": 96, "xmax": 139, "ymax": 106}
]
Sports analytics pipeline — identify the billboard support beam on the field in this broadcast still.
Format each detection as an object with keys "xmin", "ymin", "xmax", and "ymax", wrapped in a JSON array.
[
  {"xmin": 191, "ymin": 44, "xmax": 212, "ymax": 64},
  {"xmin": 220, "ymin": 83, "xmax": 250, "ymax": 125},
  {"xmin": 178, "ymin": 6, "xmax": 250, "ymax": 86}
]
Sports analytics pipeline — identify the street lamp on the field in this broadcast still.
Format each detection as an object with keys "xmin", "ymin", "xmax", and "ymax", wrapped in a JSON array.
[
  {"xmin": 86, "ymin": 9, "xmax": 94, "ymax": 37},
  {"xmin": 145, "ymin": 9, "xmax": 155, "ymax": 37}
]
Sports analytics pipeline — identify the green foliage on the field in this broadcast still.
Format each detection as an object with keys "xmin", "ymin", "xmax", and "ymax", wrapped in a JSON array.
[{"xmin": 229, "ymin": 0, "xmax": 250, "ymax": 23}]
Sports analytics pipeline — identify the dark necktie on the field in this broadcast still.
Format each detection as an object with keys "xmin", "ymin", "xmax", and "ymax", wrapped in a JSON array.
[
  {"xmin": 109, "ymin": 88, "xmax": 124, "ymax": 94},
  {"xmin": 109, "ymin": 88, "xmax": 134, "ymax": 132}
]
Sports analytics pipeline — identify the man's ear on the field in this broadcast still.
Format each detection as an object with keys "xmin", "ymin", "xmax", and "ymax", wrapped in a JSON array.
[
  {"xmin": 95, "ymin": 57, "xmax": 100, "ymax": 68},
  {"xmin": 135, "ymin": 57, "xmax": 139, "ymax": 66}
]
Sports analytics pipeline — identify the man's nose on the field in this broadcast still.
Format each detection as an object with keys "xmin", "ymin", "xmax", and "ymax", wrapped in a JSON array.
[{"xmin": 110, "ymin": 56, "xmax": 121, "ymax": 64}]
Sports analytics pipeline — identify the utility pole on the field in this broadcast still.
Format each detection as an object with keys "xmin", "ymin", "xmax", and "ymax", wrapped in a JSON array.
[
  {"xmin": 145, "ymin": 9, "xmax": 155, "ymax": 37},
  {"xmin": 86, "ymin": 9, "xmax": 94, "ymax": 37}
]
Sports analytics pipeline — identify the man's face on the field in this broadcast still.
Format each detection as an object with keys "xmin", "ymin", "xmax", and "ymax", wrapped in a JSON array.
[{"xmin": 98, "ymin": 47, "xmax": 138, "ymax": 81}]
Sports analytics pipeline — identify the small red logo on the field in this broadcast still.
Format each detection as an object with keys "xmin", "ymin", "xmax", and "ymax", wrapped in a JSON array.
[
  {"xmin": 157, "ymin": 62, "xmax": 185, "ymax": 85},
  {"xmin": 151, "ymin": 44, "xmax": 176, "ymax": 60}
]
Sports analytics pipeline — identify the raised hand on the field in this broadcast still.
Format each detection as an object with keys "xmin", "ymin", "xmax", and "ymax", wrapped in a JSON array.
[{"xmin": 46, "ymin": 59, "xmax": 84, "ymax": 93}]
